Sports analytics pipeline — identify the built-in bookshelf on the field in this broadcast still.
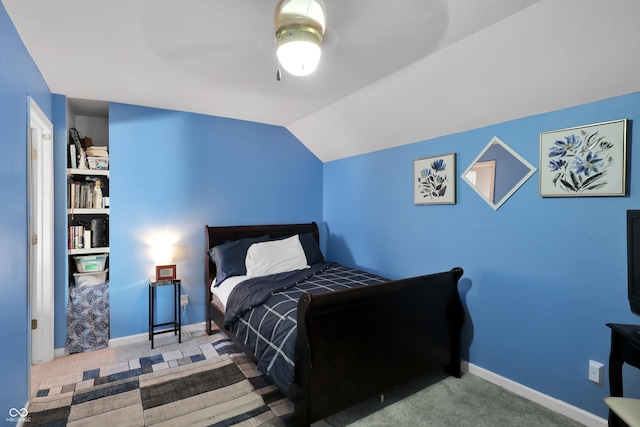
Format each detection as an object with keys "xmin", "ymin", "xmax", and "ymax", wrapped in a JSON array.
[
  {"xmin": 66, "ymin": 99, "xmax": 110, "ymax": 286},
  {"xmin": 64, "ymin": 98, "xmax": 112, "ymax": 353}
]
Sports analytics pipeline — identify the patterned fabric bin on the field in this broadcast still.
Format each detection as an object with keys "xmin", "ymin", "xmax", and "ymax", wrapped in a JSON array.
[{"xmin": 66, "ymin": 282, "xmax": 110, "ymax": 353}]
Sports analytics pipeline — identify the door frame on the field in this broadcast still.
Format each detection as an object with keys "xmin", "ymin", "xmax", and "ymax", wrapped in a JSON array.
[{"xmin": 28, "ymin": 97, "xmax": 55, "ymax": 371}]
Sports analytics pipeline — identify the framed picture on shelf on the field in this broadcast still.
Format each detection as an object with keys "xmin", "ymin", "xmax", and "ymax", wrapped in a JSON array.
[
  {"xmin": 414, "ymin": 153, "xmax": 456, "ymax": 205},
  {"xmin": 539, "ymin": 119, "xmax": 627, "ymax": 197},
  {"xmin": 155, "ymin": 264, "xmax": 176, "ymax": 281}
]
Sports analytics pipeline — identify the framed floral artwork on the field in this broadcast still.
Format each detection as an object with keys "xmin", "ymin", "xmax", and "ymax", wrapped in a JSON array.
[
  {"xmin": 540, "ymin": 119, "xmax": 627, "ymax": 197},
  {"xmin": 414, "ymin": 153, "xmax": 456, "ymax": 205}
]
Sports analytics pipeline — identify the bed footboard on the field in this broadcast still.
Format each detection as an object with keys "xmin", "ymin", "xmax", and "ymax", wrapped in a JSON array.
[{"xmin": 291, "ymin": 267, "xmax": 464, "ymax": 426}]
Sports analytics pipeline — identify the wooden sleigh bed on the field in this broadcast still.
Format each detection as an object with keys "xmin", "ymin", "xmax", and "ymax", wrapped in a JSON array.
[{"xmin": 205, "ymin": 222, "xmax": 464, "ymax": 426}]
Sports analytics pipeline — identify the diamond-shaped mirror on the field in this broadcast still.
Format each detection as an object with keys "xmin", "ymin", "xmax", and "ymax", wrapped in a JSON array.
[{"xmin": 461, "ymin": 136, "xmax": 536, "ymax": 210}]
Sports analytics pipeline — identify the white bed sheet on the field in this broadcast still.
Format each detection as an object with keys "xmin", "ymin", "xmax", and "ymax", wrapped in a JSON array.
[{"xmin": 211, "ymin": 275, "xmax": 247, "ymax": 309}]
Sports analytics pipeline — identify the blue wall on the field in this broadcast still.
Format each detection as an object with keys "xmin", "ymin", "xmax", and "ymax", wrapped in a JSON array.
[
  {"xmin": 323, "ymin": 92, "xmax": 640, "ymax": 419},
  {"xmin": 0, "ymin": 3, "xmax": 52, "ymax": 421},
  {"xmin": 105, "ymin": 103, "xmax": 323, "ymax": 338}
]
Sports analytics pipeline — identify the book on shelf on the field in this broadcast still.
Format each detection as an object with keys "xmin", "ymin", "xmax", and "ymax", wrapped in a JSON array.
[
  {"xmin": 67, "ymin": 179, "xmax": 100, "ymax": 209},
  {"xmin": 86, "ymin": 146, "xmax": 108, "ymax": 158},
  {"xmin": 68, "ymin": 225, "xmax": 86, "ymax": 249},
  {"xmin": 69, "ymin": 144, "xmax": 77, "ymax": 169}
]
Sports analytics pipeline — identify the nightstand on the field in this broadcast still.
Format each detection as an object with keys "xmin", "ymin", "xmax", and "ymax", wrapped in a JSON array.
[
  {"xmin": 148, "ymin": 278, "xmax": 181, "ymax": 349},
  {"xmin": 606, "ymin": 323, "xmax": 640, "ymax": 426}
]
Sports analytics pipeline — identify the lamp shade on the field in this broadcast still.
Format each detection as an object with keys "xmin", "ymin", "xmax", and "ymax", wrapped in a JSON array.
[
  {"xmin": 153, "ymin": 244, "xmax": 173, "ymax": 264},
  {"xmin": 275, "ymin": 0, "xmax": 326, "ymax": 76}
]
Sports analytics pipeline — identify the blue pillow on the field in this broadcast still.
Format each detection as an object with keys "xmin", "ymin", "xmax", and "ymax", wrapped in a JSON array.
[
  {"xmin": 209, "ymin": 235, "xmax": 269, "ymax": 286},
  {"xmin": 299, "ymin": 232, "xmax": 324, "ymax": 265}
]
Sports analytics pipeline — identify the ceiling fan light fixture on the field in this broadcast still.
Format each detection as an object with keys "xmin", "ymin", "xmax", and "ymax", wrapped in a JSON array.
[
  {"xmin": 275, "ymin": 0, "xmax": 326, "ymax": 77},
  {"xmin": 276, "ymin": 26, "xmax": 322, "ymax": 76}
]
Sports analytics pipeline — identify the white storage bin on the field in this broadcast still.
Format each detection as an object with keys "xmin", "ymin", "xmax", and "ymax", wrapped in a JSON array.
[
  {"xmin": 74, "ymin": 254, "xmax": 108, "ymax": 272},
  {"xmin": 88, "ymin": 156, "xmax": 109, "ymax": 170},
  {"xmin": 74, "ymin": 268, "xmax": 108, "ymax": 287}
]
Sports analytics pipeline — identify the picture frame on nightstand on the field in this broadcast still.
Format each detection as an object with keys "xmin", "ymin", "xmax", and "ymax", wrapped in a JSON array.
[{"xmin": 155, "ymin": 264, "xmax": 176, "ymax": 281}]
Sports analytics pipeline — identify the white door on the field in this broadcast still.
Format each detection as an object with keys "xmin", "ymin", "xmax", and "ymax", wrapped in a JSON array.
[{"xmin": 28, "ymin": 98, "xmax": 54, "ymax": 366}]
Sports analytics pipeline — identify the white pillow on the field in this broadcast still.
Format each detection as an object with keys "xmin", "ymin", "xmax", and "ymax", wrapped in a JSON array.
[{"xmin": 245, "ymin": 235, "xmax": 309, "ymax": 277}]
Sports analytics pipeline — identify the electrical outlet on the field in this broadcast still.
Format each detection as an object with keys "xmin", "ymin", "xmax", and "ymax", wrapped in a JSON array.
[
  {"xmin": 180, "ymin": 294, "xmax": 188, "ymax": 307},
  {"xmin": 588, "ymin": 360, "xmax": 604, "ymax": 384}
]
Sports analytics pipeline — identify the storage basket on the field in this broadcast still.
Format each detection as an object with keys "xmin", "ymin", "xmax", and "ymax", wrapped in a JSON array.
[
  {"xmin": 73, "ymin": 254, "xmax": 108, "ymax": 272},
  {"xmin": 88, "ymin": 156, "xmax": 109, "ymax": 170},
  {"xmin": 73, "ymin": 268, "xmax": 108, "ymax": 287}
]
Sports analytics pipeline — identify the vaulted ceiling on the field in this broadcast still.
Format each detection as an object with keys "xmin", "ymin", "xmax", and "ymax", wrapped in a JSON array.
[{"xmin": 4, "ymin": 0, "xmax": 640, "ymax": 161}]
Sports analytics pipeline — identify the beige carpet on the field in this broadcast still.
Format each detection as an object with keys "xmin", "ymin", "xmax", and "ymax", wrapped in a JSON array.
[
  {"xmin": 31, "ymin": 329, "xmax": 215, "ymax": 393},
  {"xmin": 29, "ymin": 330, "xmax": 293, "ymax": 426}
]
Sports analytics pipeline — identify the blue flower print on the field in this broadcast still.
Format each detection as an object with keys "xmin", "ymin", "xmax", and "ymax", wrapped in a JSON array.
[
  {"xmin": 548, "ymin": 159, "xmax": 566, "ymax": 171},
  {"xmin": 573, "ymin": 152, "xmax": 603, "ymax": 176},
  {"xmin": 431, "ymin": 158, "xmax": 446, "ymax": 172},
  {"xmin": 549, "ymin": 134, "xmax": 582, "ymax": 157},
  {"xmin": 546, "ymin": 129, "xmax": 614, "ymax": 193},
  {"xmin": 417, "ymin": 157, "xmax": 449, "ymax": 201}
]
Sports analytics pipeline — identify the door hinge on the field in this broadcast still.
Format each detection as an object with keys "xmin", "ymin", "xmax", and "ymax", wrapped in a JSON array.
[
  {"xmin": 31, "ymin": 148, "xmax": 38, "ymax": 160},
  {"xmin": 31, "ymin": 319, "xmax": 37, "ymax": 330},
  {"xmin": 32, "ymin": 234, "xmax": 38, "ymax": 245}
]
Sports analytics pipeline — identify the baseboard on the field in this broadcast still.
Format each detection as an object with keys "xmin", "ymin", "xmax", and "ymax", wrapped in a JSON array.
[
  {"xmin": 463, "ymin": 361, "xmax": 607, "ymax": 427},
  {"xmin": 53, "ymin": 322, "xmax": 206, "ymax": 357}
]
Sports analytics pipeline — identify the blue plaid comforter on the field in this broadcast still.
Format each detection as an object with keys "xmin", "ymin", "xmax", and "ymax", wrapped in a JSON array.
[{"xmin": 224, "ymin": 262, "xmax": 388, "ymax": 393}]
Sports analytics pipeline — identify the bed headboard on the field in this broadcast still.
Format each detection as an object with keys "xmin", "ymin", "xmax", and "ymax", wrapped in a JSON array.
[{"xmin": 204, "ymin": 222, "xmax": 320, "ymax": 285}]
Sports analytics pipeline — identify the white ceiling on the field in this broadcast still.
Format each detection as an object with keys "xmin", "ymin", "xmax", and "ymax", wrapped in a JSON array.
[{"xmin": 4, "ymin": 0, "xmax": 640, "ymax": 162}]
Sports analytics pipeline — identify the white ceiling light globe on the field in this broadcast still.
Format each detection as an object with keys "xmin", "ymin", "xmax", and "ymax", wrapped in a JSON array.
[{"xmin": 276, "ymin": 36, "xmax": 322, "ymax": 76}]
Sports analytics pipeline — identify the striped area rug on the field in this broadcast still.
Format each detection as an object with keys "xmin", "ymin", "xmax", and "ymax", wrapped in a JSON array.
[{"xmin": 28, "ymin": 335, "xmax": 294, "ymax": 426}]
